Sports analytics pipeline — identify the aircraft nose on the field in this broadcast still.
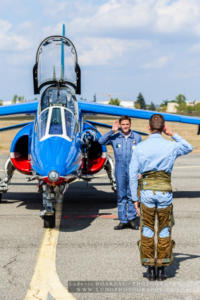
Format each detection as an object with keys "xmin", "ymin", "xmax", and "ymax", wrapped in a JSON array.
[
  {"xmin": 48, "ymin": 170, "xmax": 60, "ymax": 182},
  {"xmin": 33, "ymin": 137, "xmax": 74, "ymax": 176}
]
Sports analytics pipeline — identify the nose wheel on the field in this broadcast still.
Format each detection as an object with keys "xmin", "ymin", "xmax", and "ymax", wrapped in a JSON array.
[{"xmin": 43, "ymin": 210, "xmax": 55, "ymax": 228}]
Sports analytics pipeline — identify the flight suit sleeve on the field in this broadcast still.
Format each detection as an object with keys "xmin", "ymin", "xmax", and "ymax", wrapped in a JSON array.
[
  {"xmin": 129, "ymin": 148, "xmax": 140, "ymax": 202},
  {"xmin": 98, "ymin": 130, "xmax": 114, "ymax": 145},
  {"xmin": 172, "ymin": 133, "xmax": 193, "ymax": 157}
]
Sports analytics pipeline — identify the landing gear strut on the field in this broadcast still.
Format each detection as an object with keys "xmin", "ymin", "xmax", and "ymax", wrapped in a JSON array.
[
  {"xmin": 104, "ymin": 155, "xmax": 117, "ymax": 192},
  {"xmin": 40, "ymin": 183, "xmax": 67, "ymax": 228},
  {"xmin": 0, "ymin": 158, "xmax": 15, "ymax": 202}
]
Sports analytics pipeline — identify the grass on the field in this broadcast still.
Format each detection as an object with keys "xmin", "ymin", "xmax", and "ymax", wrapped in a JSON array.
[{"xmin": 0, "ymin": 115, "xmax": 199, "ymax": 154}]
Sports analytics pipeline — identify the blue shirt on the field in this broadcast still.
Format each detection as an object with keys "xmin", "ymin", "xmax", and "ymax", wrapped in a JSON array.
[{"xmin": 129, "ymin": 133, "xmax": 193, "ymax": 202}]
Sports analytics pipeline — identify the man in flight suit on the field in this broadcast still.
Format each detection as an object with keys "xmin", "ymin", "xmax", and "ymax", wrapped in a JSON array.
[
  {"xmin": 129, "ymin": 114, "xmax": 193, "ymax": 280},
  {"xmin": 99, "ymin": 116, "xmax": 142, "ymax": 230}
]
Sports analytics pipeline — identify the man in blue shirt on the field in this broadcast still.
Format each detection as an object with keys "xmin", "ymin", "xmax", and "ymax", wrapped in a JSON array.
[
  {"xmin": 129, "ymin": 114, "xmax": 193, "ymax": 281},
  {"xmin": 99, "ymin": 116, "xmax": 142, "ymax": 230}
]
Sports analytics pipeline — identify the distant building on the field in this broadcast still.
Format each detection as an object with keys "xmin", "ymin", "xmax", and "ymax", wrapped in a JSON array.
[
  {"xmin": 120, "ymin": 100, "xmax": 135, "ymax": 108},
  {"xmin": 3, "ymin": 100, "xmax": 12, "ymax": 105},
  {"xmin": 166, "ymin": 102, "xmax": 178, "ymax": 113},
  {"xmin": 187, "ymin": 101, "xmax": 200, "ymax": 106}
]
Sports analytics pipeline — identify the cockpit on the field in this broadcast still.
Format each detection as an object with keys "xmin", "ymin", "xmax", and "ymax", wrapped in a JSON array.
[
  {"xmin": 37, "ymin": 86, "xmax": 79, "ymax": 141},
  {"xmin": 33, "ymin": 35, "xmax": 81, "ymax": 141}
]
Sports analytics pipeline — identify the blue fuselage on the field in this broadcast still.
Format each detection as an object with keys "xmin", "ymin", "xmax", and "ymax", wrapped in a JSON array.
[{"xmin": 31, "ymin": 123, "xmax": 82, "ymax": 178}]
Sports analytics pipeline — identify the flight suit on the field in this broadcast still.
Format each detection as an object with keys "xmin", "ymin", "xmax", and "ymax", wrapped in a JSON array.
[
  {"xmin": 99, "ymin": 130, "xmax": 142, "ymax": 224},
  {"xmin": 129, "ymin": 133, "xmax": 193, "ymax": 266}
]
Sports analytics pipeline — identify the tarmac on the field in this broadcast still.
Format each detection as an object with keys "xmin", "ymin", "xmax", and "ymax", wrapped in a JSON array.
[{"xmin": 0, "ymin": 153, "xmax": 200, "ymax": 300}]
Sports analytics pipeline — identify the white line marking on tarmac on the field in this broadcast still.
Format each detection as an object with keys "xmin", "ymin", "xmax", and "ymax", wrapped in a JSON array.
[{"xmin": 24, "ymin": 202, "xmax": 76, "ymax": 300}]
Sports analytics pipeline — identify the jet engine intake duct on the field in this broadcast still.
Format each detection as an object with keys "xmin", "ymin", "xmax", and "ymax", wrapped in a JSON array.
[
  {"xmin": 10, "ymin": 124, "xmax": 33, "ymax": 175},
  {"xmin": 81, "ymin": 126, "xmax": 106, "ymax": 175}
]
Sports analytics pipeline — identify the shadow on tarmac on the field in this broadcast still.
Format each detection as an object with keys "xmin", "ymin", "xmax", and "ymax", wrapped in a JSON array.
[
  {"xmin": 7, "ymin": 182, "xmax": 36, "ymax": 186},
  {"xmin": 167, "ymin": 252, "xmax": 200, "ymax": 278},
  {"xmin": 174, "ymin": 191, "xmax": 200, "ymax": 198},
  {"xmin": 143, "ymin": 252, "xmax": 200, "ymax": 279},
  {"xmin": 60, "ymin": 181, "xmax": 117, "ymax": 232},
  {"xmin": 1, "ymin": 191, "xmax": 42, "ymax": 210},
  {"xmin": 1, "ymin": 181, "xmax": 117, "ymax": 231}
]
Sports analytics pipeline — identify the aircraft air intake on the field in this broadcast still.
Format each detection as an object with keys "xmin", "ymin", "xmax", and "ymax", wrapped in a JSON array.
[
  {"xmin": 81, "ymin": 127, "xmax": 106, "ymax": 175},
  {"xmin": 10, "ymin": 124, "xmax": 33, "ymax": 175}
]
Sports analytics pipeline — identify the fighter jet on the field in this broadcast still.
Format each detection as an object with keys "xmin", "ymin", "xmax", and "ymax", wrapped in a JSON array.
[{"xmin": 0, "ymin": 29, "xmax": 200, "ymax": 228}]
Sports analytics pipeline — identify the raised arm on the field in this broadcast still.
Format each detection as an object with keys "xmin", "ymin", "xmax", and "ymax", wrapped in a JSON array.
[
  {"xmin": 98, "ymin": 120, "xmax": 119, "ymax": 145},
  {"xmin": 98, "ymin": 130, "xmax": 114, "ymax": 145},
  {"xmin": 163, "ymin": 125, "xmax": 193, "ymax": 157}
]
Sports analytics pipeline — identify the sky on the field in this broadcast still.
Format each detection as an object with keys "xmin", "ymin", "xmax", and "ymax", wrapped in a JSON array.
[{"xmin": 1, "ymin": 0, "xmax": 200, "ymax": 104}]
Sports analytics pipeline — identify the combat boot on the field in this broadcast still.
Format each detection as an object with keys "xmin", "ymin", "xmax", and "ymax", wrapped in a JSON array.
[
  {"xmin": 114, "ymin": 222, "xmax": 128, "ymax": 230},
  {"xmin": 128, "ymin": 218, "xmax": 139, "ymax": 230},
  {"xmin": 147, "ymin": 266, "xmax": 156, "ymax": 281},
  {"xmin": 157, "ymin": 266, "xmax": 167, "ymax": 281}
]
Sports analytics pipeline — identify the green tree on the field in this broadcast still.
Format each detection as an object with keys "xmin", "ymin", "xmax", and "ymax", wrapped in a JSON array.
[
  {"xmin": 186, "ymin": 105, "xmax": 194, "ymax": 115},
  {"xmin": 18, "ymin": 96, "xmax": 25, "ymax": 103},
  {"xmin": 135, "ymin": 93, "xmax": 146, "ymax": 109},
  {"xmin": 109, "ymin": 98, "xmax": 120, "ymax": 106},
  {"xmin": 11, "ymin": 94, "xmax": 27, "ymax": 104},
  {"xmin": 93, "ymin": 94, "xmax": 97, "ymax": 102},
  {"xmin": 175, "ymin": 94, "xmax": 186, "ymax": 105},
  {"xmin": 149, "ymin": 102, "xmax": 156, "ymax": 111},
  {"xmin": 0, "ymin": 100, "xmax": 3, "ymax": 106},
  {"xmin": 190, "ymin": 102, "xmax": 200, "ymax": 116},
  {"xmin": 12, "ymin": 94, "xmax": 18, "ymax": 104},
  {"xmin": 175, "ymin": 94, "xmax": 187, "ymax": 113}
]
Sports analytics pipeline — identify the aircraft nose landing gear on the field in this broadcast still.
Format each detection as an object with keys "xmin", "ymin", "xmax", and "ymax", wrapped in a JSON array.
[
  {"xmin": 40, "ymin": 183, "xmax": 66, "ymax": 228},
  {"xmin": 40, "ymin": 209, "xmax": 56, "ymax": 228},
  {"xmin": 40, "ymin": 185, "xmax": 56, "ymax": 228}
]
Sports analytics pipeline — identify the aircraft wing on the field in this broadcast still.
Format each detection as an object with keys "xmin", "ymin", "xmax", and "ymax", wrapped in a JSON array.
[
  {"xmin": 0, "ymin": 122, "xmax": 32, "ymax": 131},
  {"xmin": 79, "ymin": 101, "xmax": 200, "ymax": 125},
  {"xmin": 0, "ymin": 101, "xmax": 38, "ymax": 116}
]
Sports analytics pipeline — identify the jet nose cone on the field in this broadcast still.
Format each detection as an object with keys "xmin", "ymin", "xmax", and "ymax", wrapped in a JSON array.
[
  {"xmin": 48, "ymin": 170, "xmax": 60, "ymax": 182},
  {"xmin": 32, "ymin": 137, "xmax": 73, "ymax": 176}
]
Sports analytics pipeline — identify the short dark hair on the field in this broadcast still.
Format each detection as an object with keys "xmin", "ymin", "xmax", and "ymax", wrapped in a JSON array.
[
  {"xmin": 119, "ymin": 115, "xmax": 131, "ymax": 124},
  {"xmin": 149, "ymin": 114, "xmax": 165, "ymax": 132}
]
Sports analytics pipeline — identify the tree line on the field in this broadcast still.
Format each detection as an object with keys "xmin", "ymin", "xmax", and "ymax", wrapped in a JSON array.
[
  {"xmin": 109, "ymin": 93, "xmax": 156, "ymax": 110},
  {"xmin": 108, "ymin": 93, "xmax": 200, "ymax": 117},
  {"xmin": 159, "ymin": 94, "xmax": 200, "ymax": 116}
]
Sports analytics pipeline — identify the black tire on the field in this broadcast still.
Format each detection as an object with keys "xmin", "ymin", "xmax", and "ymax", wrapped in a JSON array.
[
  {"xmin": 43, "ymin": 212, "xmax": 55, "ymax": 228},
  {"xmin": 0, "ymin": 193, "xmax": 2, "ymax": 203}
]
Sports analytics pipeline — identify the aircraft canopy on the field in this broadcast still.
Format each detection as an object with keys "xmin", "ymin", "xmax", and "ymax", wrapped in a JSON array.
[
  {"xmin": 37, "ymin": 106, "xmax": 78, "ymax": 141},
  {"xmin": 40, "ymin": 86, "xmax": 76, "ymax": 114},
  {"xmin": 33, "ymin": 36, "xmax": 81, "ymax": 94},
  {"xmin": 36, "ymin": 86, "xmax": 78, "ymax": 141}
]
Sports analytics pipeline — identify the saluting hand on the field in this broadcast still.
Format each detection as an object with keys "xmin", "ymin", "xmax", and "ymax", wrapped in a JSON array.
[
  {"xmin": 112, "ymin": 120, "xmax": 119, "ymax": 132},
  {"xmin": 163, "ymin": 125, "xmax": 174, "ymax": 137}
]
